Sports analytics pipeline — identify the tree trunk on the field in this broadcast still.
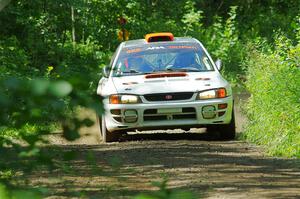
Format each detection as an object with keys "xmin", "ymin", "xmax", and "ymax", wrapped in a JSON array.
[{"xmin": 71, "ymin": 5, "xmax": 76, "ymax": 48}]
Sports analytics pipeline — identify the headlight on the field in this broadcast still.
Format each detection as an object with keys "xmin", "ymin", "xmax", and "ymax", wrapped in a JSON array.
[
  {"xmin": 109, "ymin": 95, "xmax": 141, "ymax": 104},
  {"xmin": 198, "ymin": 88, "xmax": 227, "ymax": 100}
]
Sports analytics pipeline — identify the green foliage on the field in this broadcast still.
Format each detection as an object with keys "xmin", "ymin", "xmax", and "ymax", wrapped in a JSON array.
[
  {"xmin": 202, "ymin": 6, "xmax": 245, "ymax": 78},
  {"xmin": 1, "ymin": 0, "xmax": 300, "ymax": 198},
  {"xmin": 0, "ymin": 183, "xmax": 42, "ymax": 199},
  {"xmin": 294, "ymin": 15, "xmax": 300, "ymax": 42},
  {"xmin": 0, "ymin": 37, "xmax": 31, "ymax": 77},
  {"xmin": 244, "ymin": 36, "xmax": 300, "ymax": 157},
  {"xmin": 209, "ymin": 6, "xmax": 239, "ymax": 59},
  {"xmin": 181, "ymin": 0, "xmax": 203, "ymax": 36},
  {"xmin": 0, "ymin": 2, "xmax": 105, "ymax": 191},
  {"xmin": 0, "ymin": 75, "xmax": 102, "ymax": 182}
]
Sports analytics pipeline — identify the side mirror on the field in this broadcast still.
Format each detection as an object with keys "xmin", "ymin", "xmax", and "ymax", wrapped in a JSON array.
[
  {"xmin": 102, "ymin": 66, "xmax": 110, "ymax": 78},
  {"xmin": 215, "ymin": 59, "xmax": 222, "ymax": 71}
]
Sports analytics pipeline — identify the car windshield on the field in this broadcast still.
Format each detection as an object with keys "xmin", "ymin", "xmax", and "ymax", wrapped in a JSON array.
[{"xmin": 112, "ymin": 42, "xmax": 214, "ymax": 77}]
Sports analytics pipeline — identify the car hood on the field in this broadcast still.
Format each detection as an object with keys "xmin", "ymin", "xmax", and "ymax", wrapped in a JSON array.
[{"xmin": 112, "ymin": 72, "xmax": 228, "ymax": 95}]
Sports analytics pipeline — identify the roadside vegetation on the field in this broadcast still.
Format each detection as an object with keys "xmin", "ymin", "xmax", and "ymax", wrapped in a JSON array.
[
  {"xmin": 243, "ymin": 36, "xmax": 300, "ymax": 158},
  {"xmin": 0, "ymin": 0, "xmax": 299, "ymax": 198}
]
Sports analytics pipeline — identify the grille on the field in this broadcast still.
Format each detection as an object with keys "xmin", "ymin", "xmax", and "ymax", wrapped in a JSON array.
[
  {"xmin": 143, "ymin": 107, "xmax": 196, "ymax": 121},
  {"xmin": 144, "ymin": 92, "xmax": 194, "ymax": 101}
]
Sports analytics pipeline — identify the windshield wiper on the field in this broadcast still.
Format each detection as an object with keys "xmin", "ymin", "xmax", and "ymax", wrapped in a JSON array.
[
  {"xmin": 122, "ymin": 69, "xmax": 142, "ymax": 74},
  {"xmin": 143, "ymin": 67, "xmax": 202, "ymax": 75},
  {"xmin": 166, "ymin": 67, "xmax": 202, "ymax": 72},
  {"xmin": 143, "ymin": 69, "xmax": 166, "ymax": 74}
]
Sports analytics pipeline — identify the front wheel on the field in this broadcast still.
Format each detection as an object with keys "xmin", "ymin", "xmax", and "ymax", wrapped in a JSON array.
[
  {"xmin": 219, "ymin": 109, "xmax": 236, "ymax": 140},
  {"xmin": 206, "ymin": 107, "xmax": 236, "ymax": 140},
  {"xmin": 98, "ymin": 116, "xmax": 121, "ymax": 143}
]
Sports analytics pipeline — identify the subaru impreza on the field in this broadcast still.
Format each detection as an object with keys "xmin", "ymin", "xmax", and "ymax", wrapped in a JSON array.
[{"xmin": 97, "ymin": 33, "xmax": 235, "ymax": 142}]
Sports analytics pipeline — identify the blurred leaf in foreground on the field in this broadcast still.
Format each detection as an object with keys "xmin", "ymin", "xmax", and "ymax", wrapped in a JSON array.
[{"xmin": 48, "ymin": 81, "xmax": 73, "ymax": 97}]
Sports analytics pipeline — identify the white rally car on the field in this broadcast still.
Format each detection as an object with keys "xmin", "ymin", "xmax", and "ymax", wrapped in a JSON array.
[{"xmin": 97, "ymin": 33, "xmax": 235, "ymax": 142}]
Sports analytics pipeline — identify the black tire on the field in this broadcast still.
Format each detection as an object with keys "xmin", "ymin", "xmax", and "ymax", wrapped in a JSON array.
[
  {"xmin": 98, "ymin": 116, "xmax": 121, "ymax": 143},
  {"xmin": 97, "ymin": 115, "xmax": 103, "ymax": 138},
  {"xmin": 206, "ymin": 106, "xmax": 236, "ymax": 140},
  {"xmin": 219, "ymin": 109, "xmax": 236, "ymax": 140},
  {"xmin": 206, "ymin": 125, "xmax": 218, "ymax": 133}
]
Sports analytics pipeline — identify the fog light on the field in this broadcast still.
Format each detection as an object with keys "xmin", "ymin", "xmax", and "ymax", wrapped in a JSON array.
[
  {"xmin": 124, "ymin": 110, "xmax": 138, "ymax": 123},
  {"xmin": 202, "ymin": 105, "xmax": 216, "ymax": 119}
]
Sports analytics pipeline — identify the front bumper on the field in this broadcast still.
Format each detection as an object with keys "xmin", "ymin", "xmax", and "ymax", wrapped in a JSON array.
[{"xmin": 103, "ymin": 96, "xmax": 233, "ymax": 132}]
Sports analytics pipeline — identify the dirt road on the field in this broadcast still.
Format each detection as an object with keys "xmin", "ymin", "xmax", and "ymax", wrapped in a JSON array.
[{"xmin": 33, "ymin": 96, "xmax": 300, "ymax": 199}]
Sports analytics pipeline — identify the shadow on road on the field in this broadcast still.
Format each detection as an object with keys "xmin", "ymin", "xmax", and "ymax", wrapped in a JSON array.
[
  {"xmin": 119, "ymin": 130, "xmax": 223, "ymax": 142},
  {"xmin": 3, "ymin": 135, "xmax": 299, "ymax": 199}
]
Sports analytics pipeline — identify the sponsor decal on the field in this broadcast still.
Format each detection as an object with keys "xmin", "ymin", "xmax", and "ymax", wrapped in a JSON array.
[
  {"xmin": 168, "ymin": 46, "xmax": 197, "ymax": 49},
  {"xmin": 126, "ymin": 45, "xmax": 197, "ymax": 54},
  {"xmin": 126, "ymin": 48, "xmax": 142, "ymax": 54},
  {"xmin": 147, "ymin": 46, "xmax": 165, "ymax": 50}
]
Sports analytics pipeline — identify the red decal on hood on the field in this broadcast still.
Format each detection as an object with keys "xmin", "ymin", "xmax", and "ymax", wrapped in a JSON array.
[{"xmin": 145, "ymin": 72, "xmax": 187, "ymax": 79}]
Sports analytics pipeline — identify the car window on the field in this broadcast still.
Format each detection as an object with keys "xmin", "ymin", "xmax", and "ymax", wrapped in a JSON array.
[
  {"xmin": 112, "ymin": 43, "xmax": 214, "ymax": 77},
  {"xmin": 107, "ymin": 44, "xmax": 121, "ymax": 75}
]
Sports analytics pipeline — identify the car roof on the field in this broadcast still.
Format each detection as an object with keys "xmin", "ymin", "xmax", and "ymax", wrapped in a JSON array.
[{"xmin": 122, "ymin": 37, "xmax": 199, "ymax": 48}]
